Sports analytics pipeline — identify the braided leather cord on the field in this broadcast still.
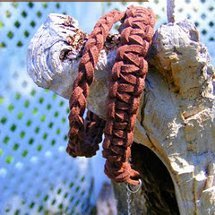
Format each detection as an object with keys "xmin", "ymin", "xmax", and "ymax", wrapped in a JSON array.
[
  {"xmin": 67, "ymin": 10, "xmax": 124, "ymax": 157},
  {"xmin": 84, "ymin": 110, "xmax": 106, "ymax": 157},
  {"xmin": 103, "ymin": 6, "xmax": 155, "ymax": 185}
]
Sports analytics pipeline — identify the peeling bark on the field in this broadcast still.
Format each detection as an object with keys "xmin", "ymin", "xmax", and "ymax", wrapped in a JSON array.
[{"xmin": 27, "ymin": 14, "xmax": 215, "ymax": 215}]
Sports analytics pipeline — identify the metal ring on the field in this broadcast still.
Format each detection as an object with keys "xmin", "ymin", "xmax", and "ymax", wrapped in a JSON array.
[{"xmin": 126, "ymin": 179, "xmax": 142, "ymax": 193}]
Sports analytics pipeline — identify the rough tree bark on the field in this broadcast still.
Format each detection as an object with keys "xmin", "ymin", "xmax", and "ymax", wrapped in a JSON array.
[{"xmin": 27, "ymin": 14, "xmax": 215, "ymax": 215}]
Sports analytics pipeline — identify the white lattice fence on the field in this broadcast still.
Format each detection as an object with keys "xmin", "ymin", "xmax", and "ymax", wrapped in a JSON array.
[
  {"xmin": 0, "ymin": 1, "xmax": 214, "ymax": 215},
  {"xmin": 0, "ymin": 2, "xmax": 104, "ymax": 215}
]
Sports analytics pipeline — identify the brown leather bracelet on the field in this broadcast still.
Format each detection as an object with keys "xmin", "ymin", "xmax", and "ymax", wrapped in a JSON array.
[{"xmin": 67, "ymin": 6, "xmax": 155, "ymax": 185}]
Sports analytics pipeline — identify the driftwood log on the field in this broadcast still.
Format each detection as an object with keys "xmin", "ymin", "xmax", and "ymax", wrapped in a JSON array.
[{"xmin": 27, "ymin": 13, "xmax": 215, "ymax": 215}]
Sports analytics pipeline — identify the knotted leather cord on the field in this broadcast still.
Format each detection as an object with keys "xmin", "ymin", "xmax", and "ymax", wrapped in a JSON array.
[
  {"xmin": 67, "ymin": 6, "xmax": 155, "ymax": 185},
  {"xmin": 103, "ymin": 6, "xmax": 155, "ymax": 185}
]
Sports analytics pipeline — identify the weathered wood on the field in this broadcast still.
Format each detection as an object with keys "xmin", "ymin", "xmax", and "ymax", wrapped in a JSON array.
[
  {"xmin": 96, "ymin": 182, "xmax": 117, "ymax": 215},
  {"xmin": 27, "ymin": 14, "xmax": 215, "ymax": 215}
]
